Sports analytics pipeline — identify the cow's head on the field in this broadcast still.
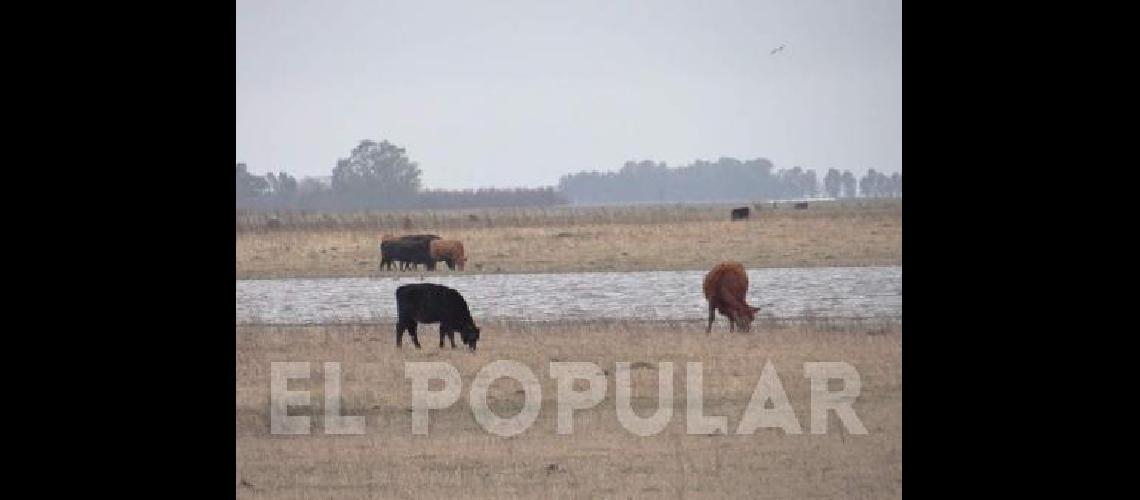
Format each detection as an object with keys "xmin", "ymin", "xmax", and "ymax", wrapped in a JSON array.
[
  {"xmin": 460, "ymin": 322, "xmax": 481, "ymax": 351},
  {"xmin": 733, "ymin": 306, "xmax": 761, "ymax": 332}
]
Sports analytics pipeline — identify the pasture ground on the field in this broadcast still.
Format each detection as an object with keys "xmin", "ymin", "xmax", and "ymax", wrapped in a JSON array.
[
  {"xmin": 236, "ymin": 319, "xmax": 902, "ymax": 499},
  {"xmin": 235, "ymin": 200, "xmax": 901, "ymax": 279}
]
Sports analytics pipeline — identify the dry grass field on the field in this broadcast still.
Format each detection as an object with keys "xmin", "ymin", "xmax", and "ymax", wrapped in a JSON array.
[
  {"xmin": 236, "ymin": 200, "xmax": 901, "ymax": 279},
  {"xmin": 236, "ymin": 320, "xmax": 902, "ymax": 499}
]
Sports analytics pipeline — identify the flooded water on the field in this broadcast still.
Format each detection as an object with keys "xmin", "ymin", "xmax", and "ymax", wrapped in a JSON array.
[{"xmin": 236, "ymin": 266, "xmax": 901, "ymax": 324}]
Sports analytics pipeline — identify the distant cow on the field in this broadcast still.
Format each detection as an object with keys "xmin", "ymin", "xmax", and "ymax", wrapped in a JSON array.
[
  {"xmin": 703, "ymin": 261, "xmax": 760, "ymax": 333},
  {"xmin": 395, "ymin": 283, "xmax": 481, "ymax": 351},
  {"xmin": 380, "ymin": 234, "xmax": 441, "ymax": 271},
  {"xmin": 399, "ymin": 235, "xmax": 442, "ymax": 270},
  {"xmin": 793, "ymin": 202, "xmax": 809, "ymax": 210},
  {"xmin": 730, "ymin": 207, "xmax": 750, "ymax": 221},
  {"xmin": 430, "ymin": 240, "xmax": 467, "ymax": 271}
]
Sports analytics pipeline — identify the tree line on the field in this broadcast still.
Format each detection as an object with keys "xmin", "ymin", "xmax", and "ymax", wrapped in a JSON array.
[
  {"xmin": 237, "ymin": 139, "xmax": 567, "ymax": 211},
  {"xmin": 557, "ymin": 159, "xmax": 900, "ymax": 204},
  {"xmin": 237, "ymin": 139, "xmax": 900, "ymax": 211}
]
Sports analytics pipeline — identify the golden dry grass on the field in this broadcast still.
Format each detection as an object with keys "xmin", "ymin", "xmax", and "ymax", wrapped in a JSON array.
[
  {"xmin": 236, "ymin": 201, "xmax": 901, "ymax": 279},
  {"xmin": 236, "ymin": 320, "xmax": 902, "ymax": 499}
]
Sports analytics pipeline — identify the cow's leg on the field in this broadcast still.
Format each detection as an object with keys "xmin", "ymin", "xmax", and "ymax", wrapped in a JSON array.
[
  {"xmin": 396, "ymin": 321, "xmax": 407, "ymax": 348},
  {"xmin": 448, "ymin": 330, "xmax": 457, "ymax": 349},
  {"xmin": 729, "ymin": 314, "xmax": 736, "ymax": 332},
  {"xmin": 439, "ymin": 327, "xmax": 446, "ymax": 348},
  {"xmin": 706, "ymin": 303, "xmax": 715, "ymax": 334},
  {"xmin": 408, "ymin": 322, "xmax": 421, "ymax": 349}
]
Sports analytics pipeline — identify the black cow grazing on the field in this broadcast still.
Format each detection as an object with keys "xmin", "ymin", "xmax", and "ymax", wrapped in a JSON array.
[
  {"xmin": 380, "ymin": 235, "xmax": 440, "ymax": 271},
  {"xmin": 731, "ymin": 207, "xmax": 750, "ymax": 221},
  {"xmin": 793, "ymin": 202, "xmax": 809, "ymax": 210},
  {"xmin": 395, "ymin": 283, "xmax": 481, "ymax": 351}
]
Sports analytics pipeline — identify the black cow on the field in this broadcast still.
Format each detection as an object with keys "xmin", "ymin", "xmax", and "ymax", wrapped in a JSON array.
[
  {"xmin": 380, "ymin": 235, "xmax": 440, "ymax": 271},
  {"xmin": 731, "ymin": 207, "xmax": 750, "ymax": 221},
  {"xmin": 793, "ymin": 202, "xmax": 809, "ymax": 210},
  {"xmin": 399, "ymin": 235, "xmax": 441, "ymax": 270},
  {"xmin": 380, "ymin": 240, "xmax": 425, "ymax": 271},
  {"xmin": 395, "ymin": 283, "xmax": 481, "ymax": 351}
]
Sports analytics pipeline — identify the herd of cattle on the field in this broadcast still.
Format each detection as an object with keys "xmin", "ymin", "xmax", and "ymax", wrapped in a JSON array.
[
  {"xmin": 380, "ymin": 234, "xmax": 466, "ymax": 271},
  {"xmin": 382, "ymin": 202, "xmax": 806, "ymax": 268},
  {"xmin": 393, "ymin": 259, "xmax": 759, "ymax": 352},
  {"xmin": 731, "ymin": 202, "xmax": 809, "ymax": 221},
  {"xmin": 383, "ymin": 205, "xmax": 774, "ymax": 350}
]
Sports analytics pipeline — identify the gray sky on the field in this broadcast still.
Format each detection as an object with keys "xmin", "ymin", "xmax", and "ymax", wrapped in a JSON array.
[{"xmin": 237, "ymin": 0, "xmax": 900, "ymax": 189}]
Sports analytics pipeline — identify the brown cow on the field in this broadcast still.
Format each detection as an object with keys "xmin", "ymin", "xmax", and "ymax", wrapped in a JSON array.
[
  {"xmin": 702, "ymin": 261, "xmax": 760, "ymax": 333},
  {"xmin": 430, "ymin": 240, "xmax": 467, "ymax": 271}
]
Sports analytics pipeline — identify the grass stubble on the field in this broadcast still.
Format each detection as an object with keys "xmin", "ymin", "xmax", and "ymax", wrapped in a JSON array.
[
  {"xmin": 236, "ymin": 200, "xmax": 903, "ymax": 498},
  {"xmin": 236, "ymin": 200, "xmax": 901, "ymax": 279},
  {"xmin": 236, "ymin": 320, "xmax": 902, "ymax": 499}
]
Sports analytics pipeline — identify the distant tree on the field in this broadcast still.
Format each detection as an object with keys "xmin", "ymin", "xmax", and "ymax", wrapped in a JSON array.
[
  {"xmin": 279, "ymin": 172, "xmax": 298, "ymax": 196},
  {"xmin": 875, "ymin": 171, "xmax": 891, "ymax": 197},
  {"xmin": 236, "ymin": 162, "xmax": 269, "ymax": 200},
  {"xmin": 265, "ymin": 172, "xmax": 280, "ymax": 194},
  {"xmin": 804, "ymin": 169, "xmax": 819, "ymax": 197},
  {"xmin": 331, "ymin": 140, "xmax": 422, "ymax": 203},
  {"xmin": 265, "ymin": 171, "xmax": 297, "ymax": 197},
  {"xmin": 860, "ymin": 169, "xmax": 878, "ymax": 197},
  {"xmin": 841, "ymin": 170, "xmax": 857, "ymax": 198},
  {"xmin": 788, "ymin": 166, "xmax": 805, "ymax": 197},
  {"xmin": 824, "ymin": 168, "xmax": 842, "ymax": 198},
  {"xmin": 297, "ymin": 177, "xmax": 327, "ymax": 195},
  {"xmin": 872, "ymin": 170, "xmax": 894, "ymax": 197}
]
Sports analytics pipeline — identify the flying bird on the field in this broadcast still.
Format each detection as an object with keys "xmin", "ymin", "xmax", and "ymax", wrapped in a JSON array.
[{"xmin": 770, "ymin": 44, "xmax": 786, "ymax": 55}]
